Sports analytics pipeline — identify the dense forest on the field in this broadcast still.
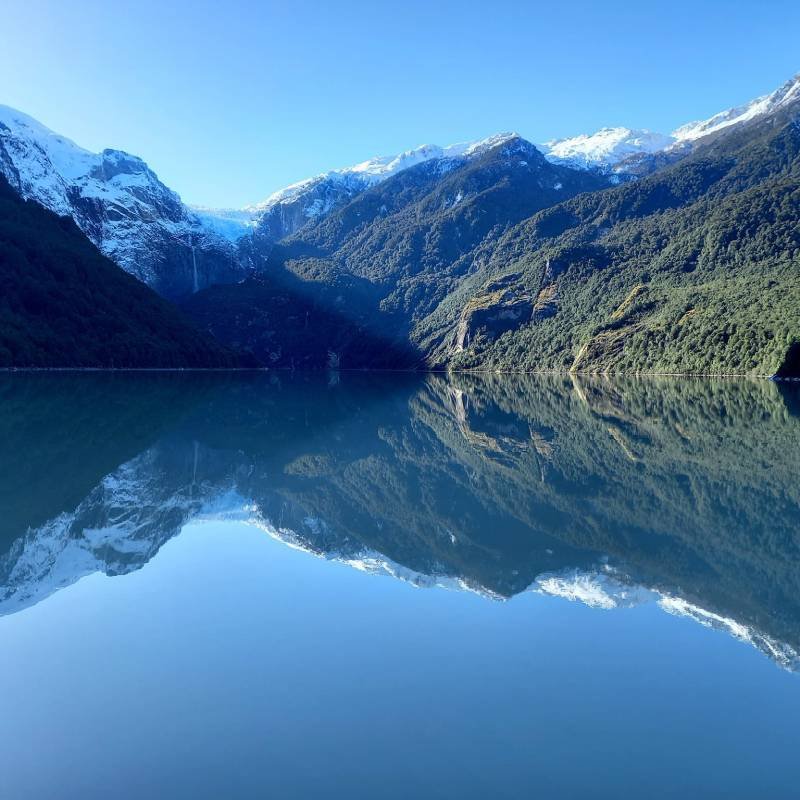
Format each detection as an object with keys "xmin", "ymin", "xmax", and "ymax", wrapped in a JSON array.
[
  {"xmin": 432, "ymin": 112, "xmax": 800, "ymax": 375},
  {"xmin": 187, "ymin": 102, "xmax": 800, "ymax": 376}
]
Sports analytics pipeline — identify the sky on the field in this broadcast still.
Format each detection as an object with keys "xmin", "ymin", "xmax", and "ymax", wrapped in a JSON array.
[{"xmin": 2, "ymin": 0, "xmax": 799, "ymax": 208}]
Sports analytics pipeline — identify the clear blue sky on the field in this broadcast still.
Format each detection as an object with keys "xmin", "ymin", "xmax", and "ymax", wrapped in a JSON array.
[{"xmin": 2, "ymin": 0, "xmax": 798, "ymax": 207}]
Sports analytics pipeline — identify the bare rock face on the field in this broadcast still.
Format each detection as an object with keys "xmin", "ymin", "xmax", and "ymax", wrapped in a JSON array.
[
  {"xmin": 0, "ymin": 107, "xmax": 246, "ymax": 299},
  {"xmin": 454, "ymin": 273, "xmax": 533, "ymax": 353}
]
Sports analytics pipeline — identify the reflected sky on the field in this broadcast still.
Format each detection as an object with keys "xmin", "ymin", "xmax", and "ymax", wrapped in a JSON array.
[{"xmin": 0, "ymin": 372, "xmax": 799, "ymax": 799}]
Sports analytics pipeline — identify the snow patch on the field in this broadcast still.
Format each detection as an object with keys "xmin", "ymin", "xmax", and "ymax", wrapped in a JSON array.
[
  {"xmin": 541, "ymin": 127, "xmax": 674, "ymax": 171},
  {"xmin": 533, "ymin": 568, "xmax": 654, "ymax": 609},
  {"xmin": 540, "ymin": 73, "xmax": 800, "ymax": 173},
  {"xmin": 672, "ymin": 74, "xmax": 800, "ymax": 142}
]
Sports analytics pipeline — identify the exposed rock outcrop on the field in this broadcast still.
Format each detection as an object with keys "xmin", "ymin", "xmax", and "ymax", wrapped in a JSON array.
[{"xmin": 454, "ymin": 273, "xmax": 533, "ymax": 353}]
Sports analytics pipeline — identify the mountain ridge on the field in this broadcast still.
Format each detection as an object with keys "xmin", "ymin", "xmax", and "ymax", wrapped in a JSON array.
[
  {"xmin": 4, "ymin": 73, "xmax": 798, "ymax": 294},
  {"xmin": 541, "ymin": 73, "xmax": 800, "ymax": 174},
  {"xmin": 0, "ymin": 104, "xmax": 245, "ymax": 298},
  {"xmin": 2, "ymin": 72, "xmax": 799, "ymax": 374}
]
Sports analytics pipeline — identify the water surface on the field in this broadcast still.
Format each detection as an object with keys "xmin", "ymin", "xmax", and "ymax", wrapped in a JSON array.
[{"xmin": 0, "ymin": 372, "xmax": 798, "ymax": 799}]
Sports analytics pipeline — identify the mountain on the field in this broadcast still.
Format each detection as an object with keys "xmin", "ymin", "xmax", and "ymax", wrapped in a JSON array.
[
  {"xmin": 189, "ymin": 134, "xmax": 537, "ymax": 265},
  {"xmin": 183, "ymin": 135, "xmax": 611, "ymax": 367},
  {"xmin": 0, "ymin": 105, "xmax": 542, "ymax": 297},
  {"xmin": 541, "ymin": 74, "xmax": 800, "ymax": 175},
  {"xmin": 228, "ymin": 75, "xmax": 800, "ymax": 246},
  {"xmin": 0, "ymin": 174, "xmax": 240, "ymax": 367},
  {"xmin": 441, "ymin": 86, "xmax": 800, "ymax": 376},
  {"xmin": 3, "ymin": 73, "xmax": 799, "ymax": 375},
  {"xmin": 186, "ymin": 80, "xmax": 800, "ymax": 375},
  {"xmin": 0, "ymin": 105, "xmax": 246, "ymax": 298},
  {"xmin": 234, "ymin": 134, "xmax": 525, "ymax": 249},
  {"xmin": 542, "ymin": 127, "xmax": 676, "ymax": 174},
  {"xmin": 1, "ymin": 371, "xmax": 799, "ymax": 670}
]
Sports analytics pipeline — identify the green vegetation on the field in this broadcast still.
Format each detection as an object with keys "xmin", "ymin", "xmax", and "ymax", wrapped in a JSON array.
[
  {"xmin": 180, "ymin": 269, "xmax": 421, "ymax": 369},
  {"xmin": 244, "ymin": 106, "xmax": 800, "ymax": 376},
  {"xmin": 0, "ymin": 175, "xmax": 240, "ymax": 368},
  {"xmin": 441, "ymin": 113, "xmax": 800, "ymax": 375},
  {"xmin": 196, "ymin": 140, "xmax": 608, "ymax": 366}
]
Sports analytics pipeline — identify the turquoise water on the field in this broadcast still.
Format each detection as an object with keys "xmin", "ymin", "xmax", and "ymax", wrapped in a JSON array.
[{"xmin": 0, "ymin": 372, "xmax": 798, "ymax": 799}]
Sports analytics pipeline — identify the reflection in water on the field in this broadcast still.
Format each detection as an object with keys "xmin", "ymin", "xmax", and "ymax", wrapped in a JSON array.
[{"xmin": 1, "ymin": 372, "xmax": 799, "ymax": 669}]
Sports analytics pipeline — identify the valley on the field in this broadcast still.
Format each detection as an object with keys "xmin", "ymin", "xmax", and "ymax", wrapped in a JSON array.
[{"xmin": 1, "ymin": 75, "xmax": 798, "ymax": 374}]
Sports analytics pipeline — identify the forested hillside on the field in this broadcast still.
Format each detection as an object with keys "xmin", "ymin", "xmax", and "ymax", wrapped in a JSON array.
[
  {"xmin": 186, "ymin": 102, "xmax": 800, "ymax": 376},
  {"xmin": 184, "ymin": 138, "xmax": 609, "ymax": 368},
  {"xmin": 436, "ymin": 109, "xmax": 800, "ymax": 376},
  {"xmin": 0, "ymin": 175, "xmax": 240, "ymax": 368}
]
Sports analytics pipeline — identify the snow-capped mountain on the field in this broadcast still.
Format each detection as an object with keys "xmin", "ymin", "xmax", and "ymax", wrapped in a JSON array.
[
  {"xmin": 2, "ymin": 73, "xmax": 799, "ymax": 297},
  {"xmin": 0, "ymin": 105, "xmax": 531, "ymax": 288},
  {"xmin": 216, "ymin": 73, "xmax": 800, "ymax": 240},
  {"xmin": 673, "ymin": 73, "xmax": 800, "ymax": 141},
  {"xmin": 0, "ymin": 101, "xmax": 563, "ymax": 315},
  {"xmin": 541, "ymin": 73, "xmax": 800, "ymax": 174},
  {"xmin": 226, "ymin": 132, "xmax": 524, "ymax": 248},
  {"xmin": 542, "ymin": 127, "xmax": 675, "ymax": 174},
  {"xmin": 0, "ymin": 105, "xmax": 246, "ymax": 297}
]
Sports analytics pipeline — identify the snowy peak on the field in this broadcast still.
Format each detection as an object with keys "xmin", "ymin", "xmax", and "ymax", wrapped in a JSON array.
[
  {"xmin": 0, "ymin": 104, "xmax": 178, "ymax": 213},
  {"xmin": 247, "ymin": 131, "xmax": 523, "ymax": 214},
  {"xmin": 540, "ymin": 72, "xmax": 800, "ymax": 174},
  {"xmin": 231, "ymin": 132, "xmax": 528, "ymax": 245},
  {"xmin": 0, "ymin": 104, "xmax": 91, "ymax": 215},
  {"xmin": 340, "ymin": 131, "xmax": 522, "ymax": 180},
  {"xmin": 0, "ymin": 104, "xmax": 95, "ymax": 182},
  {"xmin": 672, "ymin": 73, "xmax": 800, "ymax": 142},
  {"xmin": 332, "ymin": 132, "xmax": 522, "ymax": 181},
  {"xmin": 0, "ymin": 103, "xmax": 243, "ymax": 295},
  {"xmin": 541, "ymin": 127, "xmax": 674, "ymax": 171},
  {"xmin": 3, "ymin": 71, "xmax": 799, "ymax": 291}
]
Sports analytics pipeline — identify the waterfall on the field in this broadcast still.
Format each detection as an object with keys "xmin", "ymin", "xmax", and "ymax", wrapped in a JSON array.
[{"xmin": 191, "ymin": 236, "xmax": 199, "ymax": 293}]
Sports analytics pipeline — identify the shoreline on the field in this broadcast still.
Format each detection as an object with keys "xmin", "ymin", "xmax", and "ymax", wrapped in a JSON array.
[{"xmin": 1, "ymin": 366, "xmax": 798, "ymax": 381}]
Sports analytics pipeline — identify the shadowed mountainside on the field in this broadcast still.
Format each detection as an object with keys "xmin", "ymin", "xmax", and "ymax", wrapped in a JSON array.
[{"xmin": 0, "ymin": 175, "xmax": 240, "ymax": 367}]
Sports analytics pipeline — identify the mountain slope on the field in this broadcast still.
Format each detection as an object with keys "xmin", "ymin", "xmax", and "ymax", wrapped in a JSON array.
[
  {"xmin": 0, "ymin": 174, "xmax": 240, "ymax": 367},
  {"xmin": 183, "ymin": 136, "xmax": 611, "ymax": 366},
  {"xmin": 179, "ymin": 272, "xmax": 421, "ymax": 369},
  {"xmin": 0, "ymin": 105, "xmax": 245, "ymax": 298},
  {"xmin": 236, "ymin": 133, "xmax": 524, "ymax": 251},
  {"xmin": 541, "ymin": 74, "xmax": 800, "ymax": 175},
  {"xmin": 185, "ymin": 75, "xmax": 800, "ymax": 375},
  {"xmin": 438, "ymin": 100, "xmax": 800, "ymax": 376}
]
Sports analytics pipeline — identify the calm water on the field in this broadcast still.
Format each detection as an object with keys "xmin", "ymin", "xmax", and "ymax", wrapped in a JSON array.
[{"xmin": 0, "ymin": 372, "xmax": 799, "ymax": 799}]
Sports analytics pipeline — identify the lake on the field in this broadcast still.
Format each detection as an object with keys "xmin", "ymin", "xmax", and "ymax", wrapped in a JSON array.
[{"xmin": 0, "ymin": 371, "xmax": 798, "ymax": 799}]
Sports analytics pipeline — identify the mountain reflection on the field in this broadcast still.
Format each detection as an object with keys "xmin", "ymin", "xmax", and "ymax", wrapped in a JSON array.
[{"xmin": 1, "ymin": 371, "xmax": 799, "ymax": 669}]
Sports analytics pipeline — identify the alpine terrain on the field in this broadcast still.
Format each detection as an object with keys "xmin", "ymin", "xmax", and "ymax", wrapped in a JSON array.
[{"xmin": 1, "ymin": 74, "xmax": 798, "ymax": 374}]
